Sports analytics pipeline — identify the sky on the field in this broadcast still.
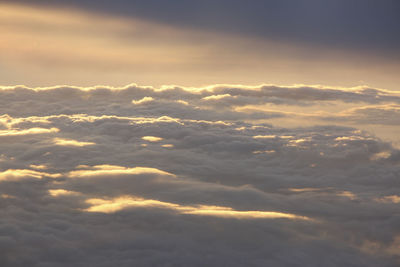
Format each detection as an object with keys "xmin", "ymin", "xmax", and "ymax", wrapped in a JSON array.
[
  {"xmin": 1, "ymin": 0, "xmax": 400, "ymax": 89},
  {"xmin": 1, "ymin": 1, "xmax": 400, "ymax": 266}
]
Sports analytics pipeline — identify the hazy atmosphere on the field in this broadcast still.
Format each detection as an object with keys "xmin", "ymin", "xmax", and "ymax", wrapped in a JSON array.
[{"xmin": 1, "ymin": 1, "xmax": 400, "ymax": 266}]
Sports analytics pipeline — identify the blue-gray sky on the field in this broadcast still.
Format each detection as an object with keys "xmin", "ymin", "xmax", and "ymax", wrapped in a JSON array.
[{"xmin": 7, "ymin": 0, "xmax": 400, "ymax": 54}]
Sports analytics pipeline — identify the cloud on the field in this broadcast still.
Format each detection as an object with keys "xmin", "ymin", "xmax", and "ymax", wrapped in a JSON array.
[
  {"xmin": 141, "ymin": 136, "xmax": 163, "ymax": 142},
  {"xmin": 336, "ymin": 105, "xmax": 400, "ymax": 125},
  {"xmin": 52, "ymin": 138, "xmax": 95, "ymax": 147},
  {"xmin": 1, "ymin": 84, "xmax": 399, "ymax": 120},
  {"xmin": 0, "ymin": 83, "xmax": 399, "ymax": 266},
  {"xmin": 375, "ymin": 195, "xmax": 400, "ymax": 204},
  {"xmin": 132, "ymin": 96, "xmax": 154, "ymax": 105},
  {"xmin": 0, "ymin": 127, "xmax": 59, "ymax": 136},
  {"xmin": 84, "ymin": 195, "xmax": 312, "ymax": 221},
  {"xmin": 0, "ymin": 169, "xmax": 60, "ymax": 181},
  {"xmin": 68, "ymin": 164, "xmax": 174, "ymax": 178}
]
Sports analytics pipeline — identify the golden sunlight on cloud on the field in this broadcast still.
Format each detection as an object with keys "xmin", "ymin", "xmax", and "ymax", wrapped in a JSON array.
[
  {"xmin": 369, "ymin": 151, "xmax": 391, "ymax": 161},
  {"xmin": 0, "ymin": 127, "xmax": 59, "ymax": 136},
  {"xmin": 0, "ymin": 169, "xmax": 61, "ymax": 181},
  {"xmin": 52, "ymin": 138, "xmax": 95, "ymax": 147},
  {"xmin": 132, "ymin": 97, "xmax": 154, "ymax": 105},
  {"xmin": 142, "ymin": 136, "xmax": 163, "ymax": 142},
  {"xmin": 29, "ymin": 164, "xmax": 49, "ymax": 170},
  {"xmin": 287, "ymin": 188, "xmax": 358, "ymax": 200},
  {"xmin": 335, "ymin": 136, "xmax": 372, "ymax": 141},
  {"xmin": 253, "ymin": 135, "xmax": 294, "ymax": 139},
  {"xmin": 161, "ymin": 144, "xmax": 174, "ymax": 148},
  {"xmin": 176, "ymin": 100, "xmax": 189, "ymax": 105},
  {"xmin": 183, "ymin": 206, "xmax": 311, "ymax": 220},
  {"xmin": 68, "ymin": 165, "xmax": 174, "ymax": 178},
  {"xmin": 1, "ymin": 194, "xmax": 16, "ymax": 199},
  {"xmin": 202, "ymin": 94, "xmax": 233, "ymax": 101},
  {"xmin": 48, "ymin": 189, "xmax": 81, "ymax": 197},
  {"xmin": 84, "ymin": 196, "xmax": 312, "ymax": 221},
  {"xmin": 253, "ymin": 135, "xmax": 277, "ymax": 139},
  {"xmin": 288, "ymin": 188, "xmax": 325, "ymax": 193},
  {"xmin": 375, "ymin": 195, "xmax": 400, "ymax": 204},
  {"xmin": 336, "ymin": 191, "xmax": 357, "ymax": 200}
]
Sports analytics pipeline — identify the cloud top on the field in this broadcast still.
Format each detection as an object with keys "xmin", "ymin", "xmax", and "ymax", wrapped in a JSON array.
[{"xmin": 0, "ymin": 83, "xmax": 399, "ymax": 266}]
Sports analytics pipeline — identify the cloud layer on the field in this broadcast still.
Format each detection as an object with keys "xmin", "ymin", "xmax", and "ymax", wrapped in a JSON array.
[{"xmin": 0, "ymin": 84, "xmax": 399, "ymax": 266}]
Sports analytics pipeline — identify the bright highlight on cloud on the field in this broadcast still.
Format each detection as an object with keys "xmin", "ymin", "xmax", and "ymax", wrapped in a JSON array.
[
  {"xmin": 375, "ymin": 195, "xmax": 400, "ymax": 204},
  {"xmin": 84, "ymin": 196, "xmax": 312, "ymax": 221},
  {"xmin": 52, "ymin": 138, "xmax": 95, "ymax": 147},
  {"xmin": 132, "ymin": 96, "xmax": 154, "ymax": 105},
  {"xmin": 0, "ymin": 127, "xmax": 59, "ymax": 136},
  {"xmin": 141, "ymin": 136, "xmax": 163, "ymax": 142},
  {"xmin": 0, "ymin": 169, "xmax": 61, "ymax": 181},
  {"xmin": 48, "ymin": 189, "xmax": 81, "ymax": 197},
  {"xmin": 68, "ymin": 165, "xmax": 174, "ymax": 178},
  {"xmin": 161, "ymin": 144, "xmax": 174, "ymax": 148}
]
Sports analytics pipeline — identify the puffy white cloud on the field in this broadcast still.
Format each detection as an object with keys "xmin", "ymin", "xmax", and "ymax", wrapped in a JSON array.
[{"xmin": 0, "ymin": 84, "xmax": 399, "ymax": 266}]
